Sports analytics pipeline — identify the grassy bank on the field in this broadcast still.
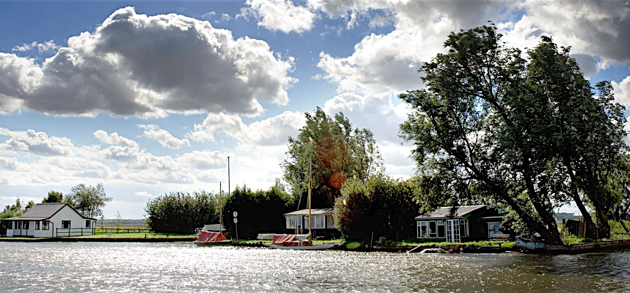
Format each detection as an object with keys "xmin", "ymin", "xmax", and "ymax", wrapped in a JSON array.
[{"xmin": 82, "ymin": 232, "xmax": 194, "ymax": 239}]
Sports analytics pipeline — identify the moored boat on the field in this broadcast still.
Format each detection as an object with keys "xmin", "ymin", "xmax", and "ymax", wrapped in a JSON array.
[
  {"xmin": 265, "ymin": 143, "xmax": 334, "ymax": 251},
  {"xmin": 194, "ymin": 231, "xmax": 232, "ymax": 246},
  {"xmin": 265, "ymin": 234, "xmax": 334, "ymax": 250}
]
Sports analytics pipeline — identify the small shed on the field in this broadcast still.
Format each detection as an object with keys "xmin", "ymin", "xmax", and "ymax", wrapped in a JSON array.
[
  {"xmin": 284, "ymin": 208, "xmax": 339, "ymax": 239},
  {"xmin": 415, "ymin": 205, "xmax": 509, "ymax": 242},
  {"xmin": 2, "ymin": 203, "xmax": 96, "ymax": 238}
]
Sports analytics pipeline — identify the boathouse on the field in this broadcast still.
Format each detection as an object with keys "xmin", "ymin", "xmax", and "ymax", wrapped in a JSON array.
[
  {"xmin": 2, "ymin": 203, "xmax": 96, "ymax": 237},
  {"xmin": 284, "ymin": 208, "xmax": 339, "ymax": 239},
  {"xmin": 415, "ymin": 205, "xmax": 509, "ymax": 242}
]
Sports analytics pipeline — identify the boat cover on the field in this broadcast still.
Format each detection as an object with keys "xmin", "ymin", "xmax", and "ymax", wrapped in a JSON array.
[
  {"xmin": 272, "ymin": 234, "xmax": 296, "ymax": 245},
  {"xmin": 197, "ymin": 231, "xmax": 228, "ymax": 242}
]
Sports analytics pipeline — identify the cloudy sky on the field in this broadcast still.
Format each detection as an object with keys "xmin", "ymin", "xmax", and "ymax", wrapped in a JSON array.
[{"xmin": 1, "ymin": 0, "xmax": 629, "ymax": 218}]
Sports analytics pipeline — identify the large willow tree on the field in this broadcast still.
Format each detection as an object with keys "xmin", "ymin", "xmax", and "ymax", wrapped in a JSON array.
[
  {"xmin": 282, "ymin": 107, "xmax": 383, "ymax": 209},
  {"xmin": 400, "ymin": 25, "xmax": 626, "ymax": 244}
]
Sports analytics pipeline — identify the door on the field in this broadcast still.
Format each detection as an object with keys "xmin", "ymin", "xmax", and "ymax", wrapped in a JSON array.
[{"xmin": 446, "ymin": 219, "xmax": 461, "ymax": 243}]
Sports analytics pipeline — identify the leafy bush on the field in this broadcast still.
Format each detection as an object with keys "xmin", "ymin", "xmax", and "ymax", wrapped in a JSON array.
[
  {"xmin": 334, "ymin": 174, "xmax": 420, "ymax": 242},
  {"xmin": 145, "ymin": 191, "xmax": 218, "ymax": 234},
  {"xmin": 223, "ymin": 184, "xmax": 294, "ymax": 239}
]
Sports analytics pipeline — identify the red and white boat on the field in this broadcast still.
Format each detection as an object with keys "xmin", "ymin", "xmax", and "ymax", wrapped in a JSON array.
[{"xmin": 194, "ymin": 230, "xmax": 232, "ymax": 246}]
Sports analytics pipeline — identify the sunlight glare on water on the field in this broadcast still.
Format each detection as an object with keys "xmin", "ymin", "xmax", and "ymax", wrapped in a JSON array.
[{"xmin": 0, "ymin": 242, "xmax": 629, "ymax": 292}]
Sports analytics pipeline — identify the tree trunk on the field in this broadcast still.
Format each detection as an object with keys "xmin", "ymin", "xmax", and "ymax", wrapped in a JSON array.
[
  {"xmin": 562, "ymin": 161, "xmax": 598, "ymax": 239},
  {"xmin": 520, "ymin": 161, "xmax": 564, "ymax": 245},
  {"xmin": 570, "ymin": 194, "xmax": 598, "ymax": 239},
  {"xmin": 595, "ymin": 207, "xmax": 611, "ymax": 239},
  {"xmin": 619, "ymin": 220, "xmax": 630, "ymax": 234}
]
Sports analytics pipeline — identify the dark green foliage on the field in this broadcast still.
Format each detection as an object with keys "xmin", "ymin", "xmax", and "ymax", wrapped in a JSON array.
[
  {"xmin": 282, "ymin": 107, "xmax": 383, "ymax": 209},
  {"xmin": 334, "ymin": 175, "xmax": 420, "ymax": 242},
  {"xmin": 0, "ymin": 198, "xmax": 33, "ymax": 235},
  {"xmin": 42, "ymin": 191, "xmax": 64, "ymax": 203},
  {"xmin": 145, "ymin": 191, "xmax": 218, "ymax": 234},
  {"xmin": 68, "ymin": 183, "xmax": 112, "ymax": 219},
  {"xmin": 399, "ymin": 25, "xmax": 627, "ymax": 243},
  {"xmin": 223, "ymin": 184, "xmax": 294, "ymax": 239}
]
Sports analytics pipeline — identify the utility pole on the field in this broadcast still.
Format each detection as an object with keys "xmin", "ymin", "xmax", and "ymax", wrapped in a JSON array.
[{"xmin": 228, "ymin": 156, "xmax": 230, "ymax": 196}]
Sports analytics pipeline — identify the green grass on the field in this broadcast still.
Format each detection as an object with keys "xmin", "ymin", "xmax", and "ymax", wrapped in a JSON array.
[
  {"xmin": 400, "ymin": 239, "xmax": 513, "ymax": 248},
  {"xmin": 79, "ymin": 232, "xmax": 195, "ymax": 239},
  {"xmin": 231, "ymin": 238, "xmax": 344, "ymax": 245},
  {"xmin": 559, "ymin": 220, "xmax": 630, "ymax": 244}
]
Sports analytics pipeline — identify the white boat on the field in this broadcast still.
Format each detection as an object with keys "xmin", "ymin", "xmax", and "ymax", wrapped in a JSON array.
[
  {"xmin": 419, "ymin": 248, "xmax": 448, "ymax": 253},
  {"xmin": 266, "ymin": 146, "xmax": 333, "ymax": 251},
  {"xmin": 265, "ymin": 233, "xmax": 334, "ymax": 250}
]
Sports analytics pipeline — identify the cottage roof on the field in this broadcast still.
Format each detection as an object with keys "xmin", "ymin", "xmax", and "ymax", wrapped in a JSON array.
[
  {"xmin": 2, "ymin": 203, "xmax": 96, "ymax": 221},
  {"xmin": 284, "ymin": 208, "xmax": 334, "ymax": 216},
  {"xmin": 415, "ymin": 205, "xmax": 486, "ymax": 220}
]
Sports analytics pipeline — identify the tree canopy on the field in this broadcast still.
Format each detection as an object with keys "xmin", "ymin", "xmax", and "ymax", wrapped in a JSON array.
[
  {"xmin": 282, "ymin": 107, "xmax": 383, "ymax": 208},
  {"xmin": 145, "ymin": 191, "xmax": 218, "ymax": 234},
  {"xmin": 334, "ymin": 174, "xmax": 419, "ymax": 242},
  {"xmin": 68, "ymin": 183, "xmax": 112, "ymax": 219},
  {"xmin": 0, "ymin": 198, "xmax": 33, "ymax": 219},
  {"xmin": 222, "ymin": 183, "xmax": 294, "ymax": 239},
  {"xmin": 399, "ymin": 25, "xmax": 627, "ymax": 244},
  {"xmin": 42, "ymin": 190, "xmax": 73, "ymax": 205}
]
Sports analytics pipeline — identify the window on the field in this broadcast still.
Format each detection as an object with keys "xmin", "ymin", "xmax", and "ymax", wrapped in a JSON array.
[
  {"xmin": 326, "ymin": 215, "xmax": 336, "ymax": 229},
  {"xmin": 23, "ymin": 221, "xmax": 29, "ymax": 230},
  {"xmin": 460, "ymin": 219, "xmax": 469, "ymax": 237},
  {"xmin": 286, "ymin": 216, "xmax": 301, "ymax": 229},
  {"xmin": 429, "ymin": 221, "xmax": 437, "ymax": 237},
  {"xmin": 62, "ymin": 220, "xmax": 71, "ymax": 229},
  {"xmin": 417, "ymin": 221, "xmax": 429, "ymax": 238},
  {"xmin": 42, "ymin": 221, "xmax": 49, "ymax": 230},
  {"xmin": 35, "ymin": 221, "xmax": 40, "ymax": 230},
  {"xmin": 312, "ymin": 215, "xmax": 325, "ymax": 229},
  {"xmin": 437, "ymin": 220, "xmax": 445, "ymax": 238},
  {"xmin": 418, "ymin": 220, "xmax": 448, "ymax": 238},
  {"xmin": 86, "ymin": 220, "xmax": 91, "ymax": 228}
]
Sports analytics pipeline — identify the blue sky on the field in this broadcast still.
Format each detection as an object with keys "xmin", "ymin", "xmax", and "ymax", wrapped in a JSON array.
[{"xmin": 1, "ymin": 0, "xmax": 629, "ymax": 218}]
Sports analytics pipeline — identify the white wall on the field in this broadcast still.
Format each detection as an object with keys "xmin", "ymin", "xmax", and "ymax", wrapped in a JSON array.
[{"xmin": 50, "ymin": 206, "xmax": 94, "ymax": 237}]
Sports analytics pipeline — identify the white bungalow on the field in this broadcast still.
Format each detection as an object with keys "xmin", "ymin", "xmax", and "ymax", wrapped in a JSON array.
[
  {"xmin": 284, "ymin": 208, "xmax": 339, "ymax": 239},
  {"xmin": 3, "ymin": 203, "xmax": 96, "ymax": 237}
]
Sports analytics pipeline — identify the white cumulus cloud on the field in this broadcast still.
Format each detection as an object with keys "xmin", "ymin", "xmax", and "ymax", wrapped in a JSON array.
[
  {"xmin": 187, "ymin": 111, "xmax": 305, "ymax": 147},
  {"xmin": 0, "ymin": 128, "xmax": 75, "ymax": 156},
  {"xmin": 613, "ymin": 75, "xmax": 630, "ymax": 110},
  {"xmin": 93, "ymin": 130, "xmax": 139, "ymax": 148},
  {"xmin": 243, "ymin": 0, "xmax": 317, "ymax": 33},
  {"xmin": 0, "ymin": 7, "xmax": 297, "ymax": 117},
  {"xmin": 138, "ymin": 124, "xmax": 190, "ymax": 149},
  {"xmin": 134, "ymin": 191, "xmax": 153, "ymax": 197}
]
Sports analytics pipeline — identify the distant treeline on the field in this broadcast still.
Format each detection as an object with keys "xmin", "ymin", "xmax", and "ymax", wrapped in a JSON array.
[
  {"xmin": 144, "ymin": 183, "xmax": 294, "ymax": 237},
  {"xmin": 96, "ymin": 219, "xmax": 146, "ymax": 226}
]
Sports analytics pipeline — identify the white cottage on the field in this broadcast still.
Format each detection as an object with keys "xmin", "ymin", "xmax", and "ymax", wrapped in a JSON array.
[
  {"xmin": 3, "ymin": 203, "xmax": 96, "ymax": 237},
  {"xmin": 284, "ymin": 208, "xmax": 339, "ymax": 239}
]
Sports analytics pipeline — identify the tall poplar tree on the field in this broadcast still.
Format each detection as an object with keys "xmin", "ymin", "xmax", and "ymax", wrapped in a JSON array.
[{"xmin": 282, "ymin": 108, "xmax": 383, "ymax": 208}]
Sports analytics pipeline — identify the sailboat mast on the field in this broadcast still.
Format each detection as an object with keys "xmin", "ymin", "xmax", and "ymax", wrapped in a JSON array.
[
  {"xmin": 308, "ymin": 144, "xmax": 312, "ymax": 244},
  {"xmin": 228, "ymin": 156, "xmax": 231, "ymax": 196},
  {"xmin": 219, "ymin": 181, "xmax": 223, "ymax": 233}
]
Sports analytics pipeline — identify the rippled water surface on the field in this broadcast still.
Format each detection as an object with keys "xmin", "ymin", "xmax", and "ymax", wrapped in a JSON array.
[{"xmin": 1, "ymin": 242, "xmax": 629, "ymax": 292}]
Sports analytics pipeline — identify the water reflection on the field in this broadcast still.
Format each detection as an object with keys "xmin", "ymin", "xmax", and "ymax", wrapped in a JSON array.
[{"xmin": 0, "ymin": 242, "xmax": 628, "ymax": 292}]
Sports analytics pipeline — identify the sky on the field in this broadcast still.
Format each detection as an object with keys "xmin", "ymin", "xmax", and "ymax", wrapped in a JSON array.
[{"xmin": 0, "ymin": 0, "xmax": 629, "ymax": 219}]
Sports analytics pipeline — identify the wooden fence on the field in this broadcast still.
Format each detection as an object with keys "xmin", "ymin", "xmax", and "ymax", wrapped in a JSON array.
[
  {"xmin": 55, "ymin": 228, "xmax": 96, "ymax": 237},
  {"xmin": 95, "ymin": 228, "xmax": 152, "ymax": 234}
]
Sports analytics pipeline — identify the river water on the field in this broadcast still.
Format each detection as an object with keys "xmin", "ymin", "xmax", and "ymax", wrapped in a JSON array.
[{"xmin": 0, "ymin": 242, "xmax": 629, "ymax": 292}]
